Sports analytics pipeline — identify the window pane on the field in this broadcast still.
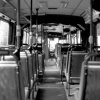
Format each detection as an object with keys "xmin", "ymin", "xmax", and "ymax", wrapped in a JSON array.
[{"xmin": 0, "ymin": 20, "xmax": 9, "ymax": 46}]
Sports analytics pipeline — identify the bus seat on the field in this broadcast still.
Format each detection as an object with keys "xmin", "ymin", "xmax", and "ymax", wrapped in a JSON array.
[
  {"xmin": 32, "ymin": 51, "xmax": 38, "ymax": 87},
  {"xmin": 61, "ymin": 52, "xmax": 69, "ymax": 78},
  {"xmin": 1, "ymin": 53, "xmax": 29, "ymax": 88},
  {"xmin": 0, "ymin": 55, "xmax": 16, "ymax": 61},
  {"xmin": 25, "ymin": 50, "xmax": 33, "ymax": 87},
  {"xmin": 20, "ymin": 52, "xmax": 29, "ymax": 87},
  {"xmin": 69, "ymin": 51, "xmax": 86, "ymax": 77},
  {"xmin": 75, "ymin": 61, "xmax": 100, "ymax": 100},
  {"xmin": 67, "ymin": 51, "xmax": 87, "ymax": 95},
  {"xmin": 64, "ymin": 51, "xmax": 70, "ymax": 81},
  {"xmin": 32, "ymin": 51, "xmax": 37, "ymax": 74},
  {"xmin": 35, "ymin": 51, "xmax": 39, "ymax": 76},
  {"xmin": 32, "ymin": 51, "xmax": 38, "ymax": 82},
  {"xmin": 20, "ymin": 51, "xmax": 36, "ymax": 100},
  {"xmin": 61, "ymin": 44, "xmax": 69, "ymax": 54},
  {"xmin": 38, "ymin": 54, "xmax": 44, "ymax": 74},
  {"xmin": 38, "ymin": 54, "xmax": 42, "ymax": 72},
  {"xmin": 0, "ymin": 61, "xmax": 25, "ymax": 100}
]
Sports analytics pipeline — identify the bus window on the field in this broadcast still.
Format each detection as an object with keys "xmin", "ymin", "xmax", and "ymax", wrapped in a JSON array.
[
  {"xmin": 0, "ymin": 20, "xmax": 9, "ymax": 46},
  {"xmin": 97, "ymin": 23, "xmax": 100, "ymax": 50},
  {"xmin": 23, "ymin": 28, "xmax": 30, "ymax": 45}
]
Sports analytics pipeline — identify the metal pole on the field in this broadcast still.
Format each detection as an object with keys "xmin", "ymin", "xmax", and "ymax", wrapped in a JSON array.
[
  {"xmin": 41, "ymin": 24, "xmax": 43, "ymax": 46},
  {"xmin": 36, "ymin": 8, "xmax": 39, "ymax": 45},
  {"xmin": 16, "ymin": 1, "xmax": 22, "ymax": 100},
  {"xmin": 27, "ymin": 0, "xmax": 33, "ymax": 99},
  {"xmin": 30, "ymin": 0, "xmax": 33, "ymax": 47},
  {"xmin": 89, "ymin": 0, "xmax": 93, "ymax": 52},
  {"xmin": 16, "ymin": 0, "xmax": 21, "ymax": 49}
]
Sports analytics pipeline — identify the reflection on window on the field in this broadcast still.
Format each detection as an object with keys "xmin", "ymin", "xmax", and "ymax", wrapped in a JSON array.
[{"xmin": 0, "ymin": 20, "xmax": 9, "ymax": 46}]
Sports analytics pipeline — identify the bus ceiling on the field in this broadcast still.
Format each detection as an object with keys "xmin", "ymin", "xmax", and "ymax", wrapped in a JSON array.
[{"xmin": 0, "ymin": 0, "xmax": 100, "ymax": 26}]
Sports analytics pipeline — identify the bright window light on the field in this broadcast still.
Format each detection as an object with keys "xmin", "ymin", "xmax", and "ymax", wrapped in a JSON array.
[
  {"xmin": 48, "ymin": 38, "xmax": 59, "ymax": 51},
  {"xmin": 0, "ymin": 20, "xmax": 9, "ymax": 46},
  {"xmin": 97, "ymin": 23, "xmax": 100, "ymax": 50}
]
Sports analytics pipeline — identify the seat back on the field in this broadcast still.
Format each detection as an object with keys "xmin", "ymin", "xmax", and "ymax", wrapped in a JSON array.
[
  {"xmin": 1, "ymin": 53, "xmax": 29, "ymax": 87},
  {"xmin": 64, "ymin": 51, "xmax": 70, "ymax": 80},
  {"xmin": 0, "ymin": 55, "xmax": 16, "ymax": 61},
  {"xmin": 62, "ymin": 54, "xmax": 67, "ymax": 71},
  {"xmin": 79, "ymin": 61, "xmax": 100, "ymax": 100},
  {"xmin": 38, "ymin": 54, "xmax": 44, "ymax": 73},
  {"xmin": 0, "ymin": 61, "xmax": 25, "ymax": 100},
  {"xmin": 68, "ymin": 51, "xmax": 87, "ymax": 78},
  {"xmin": 61, "ymin": 43, "xmax": 69, "ymax": 55},
  {"xmin": 25, "ymin": 50, "xmax": 33, "ymax": 79},
  {"xmin": 35, "ymin": 51, "xmax": 39, "ymax": 75},
  {"xmin": 32, "ymin": 51, "xmax": 37, "ymax": 74},
  {"xmin": 64, "ymin": 51, "xmax": 70, "ymax": 73},
  {"xmin": 20, "ymin": 52, "xmax": 29, "ymax": 87}
]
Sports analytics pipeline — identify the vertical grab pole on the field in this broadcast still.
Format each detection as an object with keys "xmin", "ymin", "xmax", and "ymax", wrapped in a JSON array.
[
  {"xmin": 41, "ymin": 24, "xmax": 45, "ymax": 76},
  {"xmin": 61, "ymin": 25, "xmax": 64, "ymax": 83},
  {"xmin": 28, "ymin": 0, "xmax": 33, "ymax": 99},
  {"xmin": 16, "ymin": 0, "xmax": 21, "ymax": 51},
  {"xmin": 35, "ymin": 8, "xmax": 39, "ymax": 84},
  {"xmin": 36, "ymin": 8, "xmax": 39, "ymax": 45},
  {"xmin": 13, "ymin": 0, "xmax": 21, "ymax": 60},
  {"xmin": 15, "ymin": 1, "xmax": 22, "ymax": 100},
  {"xmin": 29, "ymin": 0, "xmax": 33, "ymax": 52},
  {"xmin": 41, "ymin": 24, "xmax": 42, "ymax": 45},
  {"xmin": 89, "ymin": 0, "xmax": 93, "ymax": 52}
]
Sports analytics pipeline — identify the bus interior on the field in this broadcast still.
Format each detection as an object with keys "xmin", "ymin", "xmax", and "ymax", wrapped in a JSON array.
[{"xmin": 0, "ymin": 0, "xmax": 100, "ymax": 100}]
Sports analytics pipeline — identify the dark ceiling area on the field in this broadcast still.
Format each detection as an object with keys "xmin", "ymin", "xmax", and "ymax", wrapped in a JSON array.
[{"xmin": 26, "ymin": 14, "xmax": 85, "ymax": 27}]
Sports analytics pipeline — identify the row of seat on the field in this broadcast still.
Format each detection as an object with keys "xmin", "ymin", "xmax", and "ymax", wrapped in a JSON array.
[
  {"xmin": 0, "ymin": 61, "xmax": 25, "ymax": 100},
  {"xmin": 53, "ymin": 43, "xmax": 100, "ymax": 100},
  {"xmin": 66, "ymin": 50, "xmax": 87, "ymax": 95},
  {"xmin": 56, "ymin": 44, "xmax": 87, "ymax": 95},
  {"xmin": 74, "ymin": 53, "xmax": 100, "ymax": 100},
  {"xmin": 60, "ymin": 45, "xmax": 100, "ymax": 100},
  {"xmin": 0, "ymin": 48, "xmax": 44, "ymax": 100},
  {"xmin": 56, "ymin": 44, "xmax": 87, "ymax": 82}
]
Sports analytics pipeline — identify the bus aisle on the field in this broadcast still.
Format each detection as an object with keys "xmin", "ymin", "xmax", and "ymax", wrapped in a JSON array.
[{"xmin": 36, "ymin": 58, "xmax": 67, "ymax": 100}]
